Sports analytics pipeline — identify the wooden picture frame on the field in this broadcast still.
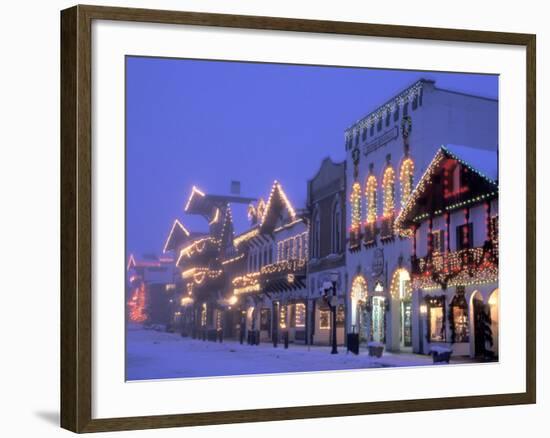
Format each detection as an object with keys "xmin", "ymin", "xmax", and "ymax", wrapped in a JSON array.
[{"xmin": 60, "ymin": 4, "xmax": 536, "ymax": 433}]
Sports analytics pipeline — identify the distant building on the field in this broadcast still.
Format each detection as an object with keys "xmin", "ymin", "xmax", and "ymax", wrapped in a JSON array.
[
  {"xmin": 306, "ymin": 158, "xmax": 347, "ymax": 346},
  {"xmin": 343, "ymin": 79, "xmax": 498, "ymax": 354},
  {"xmin": 126, "ymin": 254, "xmax": 176, "ymax": 327}
]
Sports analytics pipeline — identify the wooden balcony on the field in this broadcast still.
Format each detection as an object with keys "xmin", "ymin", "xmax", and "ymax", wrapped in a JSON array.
[{"xmin": 411, "ymin": 242, "xmax": 498, "ymax": 289}]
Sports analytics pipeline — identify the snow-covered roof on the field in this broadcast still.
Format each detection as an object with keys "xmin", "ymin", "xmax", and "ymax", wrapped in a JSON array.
[{"xmin": 442, "ymin": 144, "xmax": 498, "ymax": 183}]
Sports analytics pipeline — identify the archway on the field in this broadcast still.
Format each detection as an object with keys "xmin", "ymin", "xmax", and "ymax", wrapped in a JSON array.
[
  {"xmin": 470, "ymin": 290, "xmax": 492, "ymax": 358},
  {"xmin": 350, "ymin": 275, "xmax": 368, "ymax": 341},
  {"xmin": 488, "ymin": 289, "xmax": 499, "ymax": 358},
  {"xmin": 390, "ymin": 268, "xmax": 412, "ymax": 349}
]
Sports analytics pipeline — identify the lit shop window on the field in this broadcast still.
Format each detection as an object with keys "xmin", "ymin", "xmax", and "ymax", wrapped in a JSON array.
[
  {"xmin": 427, "ymin": 297, "xmax": 446, "ymax": 342},
  {"xmin": 295, "ymin": 303, "xmax": 306, "ymax": 328},
  {"xmin": 451, "ymin": 289, "xmax": 469, "ymax": 343},
  {"xmin": 319, "ymin": 310, "xmax": 330, "ymax": 330},
  {"xmin": 201, "ymin": 303, "xmax": 207, "ymax": 327}
]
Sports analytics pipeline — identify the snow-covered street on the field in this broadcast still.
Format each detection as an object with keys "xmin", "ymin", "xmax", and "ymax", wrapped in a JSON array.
[{"xmin": 126, "ymin": 324, "xmax": 476, "ymax": 380}]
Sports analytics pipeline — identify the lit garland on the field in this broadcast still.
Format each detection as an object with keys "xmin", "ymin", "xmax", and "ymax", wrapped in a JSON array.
[
  {"xmin": 261, "ymin": 258, "xmax": 306, "ymax": 275},
  {"xmin": 400, "ymin": 158, "xmax": 415, "ymax": 207},
  {"xmin": 209, "ymin": 207, "xmax": 220, "ymax": 225},
  {"xmin": 162, "ymin": 219, "xmax": 190, "ymax": 253},
  {"xmin": 221, "ymin": 253, "xmax": 245, "ymax": 265},
  {"xmin": 181, "ymin": 267, "xmax": 222, "ymax": 285},
  {"xmin": 344, "ymin": 81, "xmax": 423, "ymax": 140},
  {"xmin": 350, "ymin": 182, "xmax": 362, "ymax": 232},
  {"xmin": 128, "ymin": 283, "xmax": 147, "ymax": 322},
  {"xmin": 382, "ymin": 166, "xmax": 396, "ymax": 218},
  {"xmin": 232, "ymin": 272, "xmax": 261, "ymax": 295},
  {"xmin": 261, "ymin": 181, "xmax": 296, "ymax": 225},
  {"xmin": 351, "ymin": 275, "xmax": 368, "ymax": 302},
  {"xmin": 177, "ymin": 237, "xmax": 220, "ymax": 265},
  {"xmin": 412, "ymin": 246, "xmax": 498, "ymax": 290},
  {"xmin": 233, "ymin": 228, "xmax": 259, "ymax": 247},
  {"xmin": 365, "ymin": 175, "xmax": 377, "ymax": 223},
  {"xmin": 390, "ymin": 268, "xmax": 412, "ymax": 300},
  {"xmin": 184, "ymin": 185, "xmax": 205, "ymax": 212},
  {"xmin": 276, "ymin": 232, "xmax": 308, "ymax": 262}
]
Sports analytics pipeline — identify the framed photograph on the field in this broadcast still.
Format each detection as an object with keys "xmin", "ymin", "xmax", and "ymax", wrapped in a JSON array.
[{"xmin": 60, "ymin": 4, "xmax": 536, "ymax": 433}]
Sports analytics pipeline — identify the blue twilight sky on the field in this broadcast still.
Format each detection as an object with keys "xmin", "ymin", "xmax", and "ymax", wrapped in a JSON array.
[{"xmin": 126, "ymin": 56, "xmax": 498, "ymax": 258}]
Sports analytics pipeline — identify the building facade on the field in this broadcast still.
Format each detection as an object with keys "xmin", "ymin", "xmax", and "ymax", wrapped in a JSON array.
[
  {"xmin": 230, "ymin": 181, "xmax": 309, "ymax": 345},
  {"xmin": 343, "ymin": 79, "xmax": 498, "ymax": 354},
  {"xmin": 307, "ymin": 158, "xmax": 347, "ymax": 346},
  {"xmin": 395, "ymin": 145, "xmax": 499, "ymax": 358}
]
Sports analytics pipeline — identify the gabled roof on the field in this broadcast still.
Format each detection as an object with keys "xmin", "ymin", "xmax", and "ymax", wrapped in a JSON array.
[
  {"xmin": 162, "ymin": 219, "xmax": 191, "ymax": 253},
  {"xmin": 442, "ymin": 144, "xmax": 498, "ymax": 183},
  {"xmin": 184, "ymin": 185, "xmax": 255, "ymax": 219},
  {"xmin": 395, "ymin": 145, "xmax": 498, "ymax": 234},
  {"xmin": 260, "ymin": 181, "xmax": 297, "ymax": 232}
]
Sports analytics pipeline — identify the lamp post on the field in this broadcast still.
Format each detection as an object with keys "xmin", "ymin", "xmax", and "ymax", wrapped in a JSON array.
[{"xmin": 321, "ymin": 272, "xmax": 339, "ymax": 355}]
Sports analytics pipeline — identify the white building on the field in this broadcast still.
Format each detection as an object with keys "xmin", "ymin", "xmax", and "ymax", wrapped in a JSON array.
[{"xmin": 343, "ymin": 79, "xmax": 498, "ymax": 354}]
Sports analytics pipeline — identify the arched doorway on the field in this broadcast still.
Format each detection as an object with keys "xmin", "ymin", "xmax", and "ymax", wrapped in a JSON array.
[
  {"xmin": 471, "ymin": 290, "xmax": 492, "ymax": 359},
  {"xmin": 488, "ymin": 289, "xmax": 499, "ymax": 358},
  {"xmin": 390, "ymin": 268, "xmax": 412, "ymax": 349},
  {"xmin": 350, "ymin": 276, "xmax": 368, "ymax": 341}
]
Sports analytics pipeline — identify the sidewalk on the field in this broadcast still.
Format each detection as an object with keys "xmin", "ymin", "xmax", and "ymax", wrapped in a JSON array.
[{"xmin": 126, "ymin": 325, "xmax": 479, "ymax": 380}]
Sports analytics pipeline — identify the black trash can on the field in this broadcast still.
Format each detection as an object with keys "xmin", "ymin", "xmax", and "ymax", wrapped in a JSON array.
[{"xmin": 347, "ymin": 333, "xmax": 360, "ymax": 355}]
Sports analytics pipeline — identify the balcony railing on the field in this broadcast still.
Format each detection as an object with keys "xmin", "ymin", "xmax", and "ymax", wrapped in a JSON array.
[
  {"xmin": 260, "ymin": 258, "xmax": 306, "ymax": 280},
  {"xmin": 379, "ymin": 215, "xmax": 395, "ymax": 241},
  {"xmin": 349, "ymin": 227, "xmax": 362, "ymax": 250},
  {"xmin": 411, "ymin": 242, "xmax": 498, "ymax": 289},
  {"xmin": 363, "ymin": 222, "xmax": 377, "ymax": 246}
]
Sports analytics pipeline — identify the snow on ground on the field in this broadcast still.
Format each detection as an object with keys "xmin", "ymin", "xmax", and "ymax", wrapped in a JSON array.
[{"xmin": 126, "ymin": 324, "xmax": 472, "ymax": 381}]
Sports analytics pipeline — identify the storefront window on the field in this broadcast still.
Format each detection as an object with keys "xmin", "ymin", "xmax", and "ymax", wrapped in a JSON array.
[
  {"xmin": 450, "ymin": 289, "xmax": 469, "ymax": 343},
  {"xmin": 336, "ymin": 305, "xmax": 345, "ymax": 327},
  {"xmin": 319, "ymin": 310, "xmax": 330, "ymax": 330},
  {"xmin": 372, "ymin": 296, "xmax": 385, "ymax": 343},
  {"xmin": 279, "ymin": 305, "xmax": 287, "ymax": 329},
  {"xmin": 260, "ymin": 308, "xmax": 271, "ymax": 331},
  {"xmin": 427, "ymin": 296, "xmax": 446, "ymax": 342},
  {"xmin": 295, "ymin": 303, "xmax": 306, "ymax": 328}
]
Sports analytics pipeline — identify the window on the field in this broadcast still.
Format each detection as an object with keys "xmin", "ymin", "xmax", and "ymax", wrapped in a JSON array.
[
  {"xmin": 427, "ymin": 297, "xmax": 446, "ymax": 342},
  {"xmin": 450, "ymin": 289, "xmax": 469, "ymax": 343},
  {"xmin": 432, "ymin": 229, "xmax": 445, "ymax": 253},
  {"xmin": 377, "ymin": 117, "xmax": 382, "ymax": 132},
  {"xmin": 350, "ymin": 182, "xmax": 362, "ymax": 234},
  {"xmin": 412, "ymin": 95, "xmax": 418, "ymax": 110},
  {"xmin": 385, "ymin": 111, "xmax": 391, "ymax": 127},
  {"xmin": 319, "ymin": 310, "xmax": 330, "ymax": 329},
  {"xmin": 336, "ymin": 305, "xmax": 345, "ymax": 327},
  {"xmin": 365, "ymin": 175, "xmax": 377, "ymax": 223},
  {"xmin": 362, "ymin": 127, "xmax": 367, "ymax": 141},
  {"xmin": 312, "ymin": 209, "xmax": 321, "ymax": 258},
  {"xmin": 332, "ymin": 198, "xmax": 342, "ymax": 253},
  {"xmin": 393, "ymin": 105, "xmax": 400, "ymax": 122},
  {"xmin": 382, "ymin": 166, "xmax": 396, "ymax": 217},
  {"xmin": 260, "ymin": 308, "xmax": 271, "ymax": 331},
  {"xmin": 370, "ymin": 124, "xmax": 374, "ymax": 136},
  {"xmin": 456, "ymin": 223, "xmax": 473, "ymax": 250},
  {"xmin": 355, "ymin": 131, "xmax": 359, "ymax": 146},
  {"xmin": 399, "ymin": 157, "xmax": 414, "ymax": 206},
  {"xmin": 403, "ymin": 101, "xmax": 409, "ymax": 117},
  {"xmin": 295, "ymin": 303, "xmax": 306, "ymax": 327}
]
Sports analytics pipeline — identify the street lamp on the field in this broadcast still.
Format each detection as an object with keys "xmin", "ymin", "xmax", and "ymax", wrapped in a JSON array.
[{"xmin": 320, "ymin": 272, "xmax": 339, "ymax": 354}]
